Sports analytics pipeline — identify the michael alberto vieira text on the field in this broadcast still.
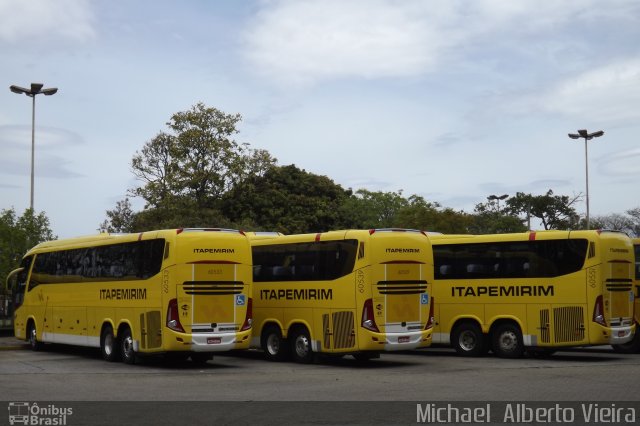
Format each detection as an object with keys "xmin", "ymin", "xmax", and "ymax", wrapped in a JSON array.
[{"xmin": 416, "ymin": 403, "xmax": 636, "ymax": 423}]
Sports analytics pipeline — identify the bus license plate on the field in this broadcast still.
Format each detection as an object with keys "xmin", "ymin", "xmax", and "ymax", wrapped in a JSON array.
[
  {"xmin": 207, "ymin": 337, "xmax": 221, "ymax": 344},
  {"xmin": 618, "ymin": 331, "xmax": 626, "ymax": 338},
  {"xmin": 398, "ymin": 336, "xmax": 410, "ymax": 343}
]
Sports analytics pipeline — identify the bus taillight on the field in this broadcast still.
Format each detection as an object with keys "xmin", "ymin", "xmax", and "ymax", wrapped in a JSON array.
[
  {"xmin": 166, "ymin": 298, "xmax": 185, "ymax": 333},
  {"xmin": 592, "ymin": 295, "xmax": 607, "ymax": 326},
  {"xmin": 241, "ymin": 297, "xmax": 253, "ymax": 331},
  {"xmin": 425, "ymin": 297, "xmax": 435, "ymax": 330},
  {"xmin": 361, "ymin": 299, "xmax": 379, "ymax": 333}
]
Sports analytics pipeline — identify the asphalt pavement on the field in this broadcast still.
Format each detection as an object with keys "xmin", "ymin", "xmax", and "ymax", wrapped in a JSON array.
[{"xmin": 0, "ymin": 331, "xmax": 27, "ymax": 350}]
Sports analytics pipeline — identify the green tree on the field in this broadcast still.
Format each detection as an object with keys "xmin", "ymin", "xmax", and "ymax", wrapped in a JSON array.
[
  {"xmin": 506, "ymin": 190, "xmax": 580, "ymax": 230},
  {"xmin": 469, "ymin": 196, "xmax": 527, "ymax": 234},
  {"xmin": 222, "ymin": 164, "xmax": 350, "ymax": 234},
  {"xmin": 0, "ymin": 208, "xmax": 56, "ymax": 282},
  {"xmin": 394, "ymin": 195, "xmax": 474, "ymax": 233},
  {"xmin": 99, "ymin": 198, "xmax": 135, "ymax": 233},
  {"xmin": 337, "ymin": 189, "xmax": 409, "ymax": 229},
  {"xmin": 626, "ymin": 207, "xmax": 640, "ymax": 237},
  {"xmin": 105, "ymin": 103, "xmax": 277, "ymax": 231}
]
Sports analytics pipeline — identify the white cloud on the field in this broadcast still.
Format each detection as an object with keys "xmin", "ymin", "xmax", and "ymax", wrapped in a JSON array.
[
  {"xmin": 600, "ymin": 148, "xmax": 640, "ymax": 176},
  {"xmin": 517, "ymin": 58, "xmax": 640, "ymax": 123},
  {"xmin": 0, "ymin": 0, "xmax": 95, "ymax": 43},
  {"xmin": 243, "ymin": 0, "xmax": 449, "ymax": 85},
  {"xmin": 242, "ymin": 0, "xmax": 628, "ymax": 87}
]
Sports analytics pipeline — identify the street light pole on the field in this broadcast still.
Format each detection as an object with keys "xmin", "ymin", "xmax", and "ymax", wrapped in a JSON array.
[
  {"xmin": 568, "ymin": 129, "xmax": 604, "ymax": 229},
  {"xmin": 9, "ymin": 83, "xmax": 58, "ymax": 211},
  {"xmin": 488, "ymin": 194, "xmax": 508, "ymax": 211}
]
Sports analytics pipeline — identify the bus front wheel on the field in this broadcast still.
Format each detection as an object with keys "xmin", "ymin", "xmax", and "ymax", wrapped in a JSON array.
[
  {"xmin": 27, "ymin": 321, "xmax": 43, "ymax": 351},
  {"xmin": 492, "ymin": 323, "xmax": 524, "ymax": 358},
  {"xmin": 290, "ymin": 327, "xmax": 314, "ymax": 364},
  {"xmin": 261, "ymin": 325, "xmax": 288, "ymax": 361},
  {"xmin": 119, "ymin": 327, "xmax": 136, "ymax": 365},
  {"xmin": 451, "ymin": 322, "xmax": 485, "ymax": 357},
  {"xmin": 101, "ymin": 325, "xmax": 120, "ymax": 362}
]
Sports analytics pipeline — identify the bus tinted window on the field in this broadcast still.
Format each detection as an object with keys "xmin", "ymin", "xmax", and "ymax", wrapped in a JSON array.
[
  {"xmin": 253, "ymin": 240, "xmax": 358, "ymax": 282},
  {"xmin": 434, "ymin": 239, "xmax": 588, "ymax": 280},
  {"xmin": 30, "ymin": 239, "xmax": 165, "ymax": 288}
]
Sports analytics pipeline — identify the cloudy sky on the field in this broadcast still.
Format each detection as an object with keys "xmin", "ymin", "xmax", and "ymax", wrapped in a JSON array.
[{"xmin": 1, "ymin": 0, "xmax": 639, "ymax": 238}]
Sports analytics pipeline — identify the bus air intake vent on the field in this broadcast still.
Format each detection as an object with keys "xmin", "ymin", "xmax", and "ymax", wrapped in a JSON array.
[
  {"xmin": 182, "ymin": 281, "xmax": 245, "ymax": 295},
  {"xmin": 539, "ymin": 309, "xmax": 550, "ymax": 343},
  {"xmin": 553, "ymin": 306, "xmax": 584, "ymax": 343},
  {"xmin": 376, "ymin": 280, "xmax": 428, "ymax": 295}
]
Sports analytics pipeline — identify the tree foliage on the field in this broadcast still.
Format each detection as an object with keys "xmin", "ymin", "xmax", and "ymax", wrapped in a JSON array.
[
  {"xmin": 337, "ymin": 189, "xmax": 409, "ymax": 229},
  {"xmin": 223, "ymin": 164, "xmax": 351, "ymax": 234},
  {"xmin": 129, "ymin": 102, "xmax": 276, "ymax": 210},
  {"xmin": 506, "ymin": 190, "xmax": 580, "ymax": 230},
  {"xmin": 0, "ymin": 208, "xmax": 56, "ymax": 283},
  {"xmin": 394, "ymin": 195, "xmax": 474, "ymax": 233}
]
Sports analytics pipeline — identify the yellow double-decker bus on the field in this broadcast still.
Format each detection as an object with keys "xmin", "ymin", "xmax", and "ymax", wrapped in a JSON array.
[
  {"xmin": 430, "ymin": 230, "xmax": 635, "ymax": 358},
  {"xmin": 613, "ymin": 237, "xmax": 640, "ymax": 353},
  {"xmin": 250, "ymin": 229, "xmax": 434, "ymax": 363},
  {"xmin": 5, "ymin": 228, "xmax": 253, "ymax": 364}
]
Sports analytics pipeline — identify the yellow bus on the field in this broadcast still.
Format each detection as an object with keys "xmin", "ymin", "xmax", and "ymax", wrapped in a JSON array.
[
  {"xmin": 5, "ymin": 228, "xmax": 253, "ymax": 364},
  {"xmin": 250, "ymin": 229, "xmax": 434, "ymax": 363},
  {"xmin": 613, "ymin": 237, "xmax": 640, "ymax": 353},
  {"xmin": 430, "ymin": 230, "xmax": 635, "ymax": 358}
]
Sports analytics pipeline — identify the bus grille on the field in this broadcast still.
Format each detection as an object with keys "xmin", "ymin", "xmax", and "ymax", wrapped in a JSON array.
[
  {"xmin": 376, "ymin": 280, "xmax": 428, "ymax": 295},
  {"xmin": 605, "ymin": 279, "xmax": 633, "ymax": 292},
  {"xmin": 181, "ymin": 281, "xmax": 245, "ymax": 295},
  {"xmin": 539, "ymin": 309, "xmax": 550, "ymax": 343},
  {"xmin": 553, "ymin": 306, "xmax": 584, "ymax": 343}
]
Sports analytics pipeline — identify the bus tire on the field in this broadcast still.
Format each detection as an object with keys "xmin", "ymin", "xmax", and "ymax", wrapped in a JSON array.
[
  {"xmin": 612, "ymin": 330, "xmax": 640, "ymax": 354},
  {"xmin": 290, "ymin": 326, "xmax": 314, "ymax": 364},
  {"xmin": 119, "ymin": 327, "xmax": 136, "ymax": 365},
  {"xmin": 261, "ymin": 325, "xmax": 288, "ymax": 362},
  {"xmin": 100, "ymin": 325, "xmax": 120, "ymax": 362},
  {"xmin": 492, "ymin": 323, "xmax": 524, "ymax": 358},
  {"xmin": 27, "ymin": 321, "xmax": 43, "ymax": 351},
  {"xmin": 451, "ymin": 322, "xmax": 485, "ymax": 357}
]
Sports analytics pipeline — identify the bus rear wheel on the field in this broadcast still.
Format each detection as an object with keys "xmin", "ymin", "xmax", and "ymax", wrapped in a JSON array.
[
  {"xmin": 261, "ymin": 325, "xmax": 288, "ymax": 361},
  {"xmin": 100, "ymin": 325, "xmax": 120, "ymax": 362},
  {"xmin": 451, "ymin": 322, "xmax": 485, "ymax": 357},
  {"xmin": 290, "ymin": 326, "xmax": 314, "ymax": 364},
  {"xmin": 119, "ymin": 327, "xmax": 136, "ymax": 365},
  {"xmin": 492, "ymin": 323, "xmax": 524, "ymax": 358}
]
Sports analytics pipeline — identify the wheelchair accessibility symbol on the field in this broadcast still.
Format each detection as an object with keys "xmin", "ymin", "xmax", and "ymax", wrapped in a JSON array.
[
  {"xmin": 421, "ymin": 294, "xmax": 429, "ymax": 305},
  {"xmin": 235, "ymin": 295, "xmax": 246, "ymax": 306}
]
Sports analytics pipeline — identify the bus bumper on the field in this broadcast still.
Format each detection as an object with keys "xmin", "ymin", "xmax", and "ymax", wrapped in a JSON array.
[
  {"xmin": 609, "ymin": 326, "xmax": 634, "ymax": 345},
  {"xmin": 361, "ymin": 329, "xmax": 432, "ymax": 351},
  {"xmin": 165, "ymin": 328, "xmax": 252, "ymax": 352}
]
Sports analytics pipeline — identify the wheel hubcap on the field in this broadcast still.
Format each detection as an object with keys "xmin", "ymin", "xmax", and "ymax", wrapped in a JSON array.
[
  {"xmin": 500, "ymin": 331, "xmax": 517, "ymax": 351},
  {"xmin": 267, "ymin": 334, "xmax": 280, "ymax": 355},
  {"xmin": 123, "ymin": 336, "xmax": 133, "ymax": 357},
  {"xmin": 459, "ymin": 331, "xmax": 476, "ymax": 351},
  {"xmin": 295, "ymin": 335, "xmax": 310, "ymax": 358},
  {"xmin": 104, "ymin": 334, "xmax": 113, "ymax": 356}
]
